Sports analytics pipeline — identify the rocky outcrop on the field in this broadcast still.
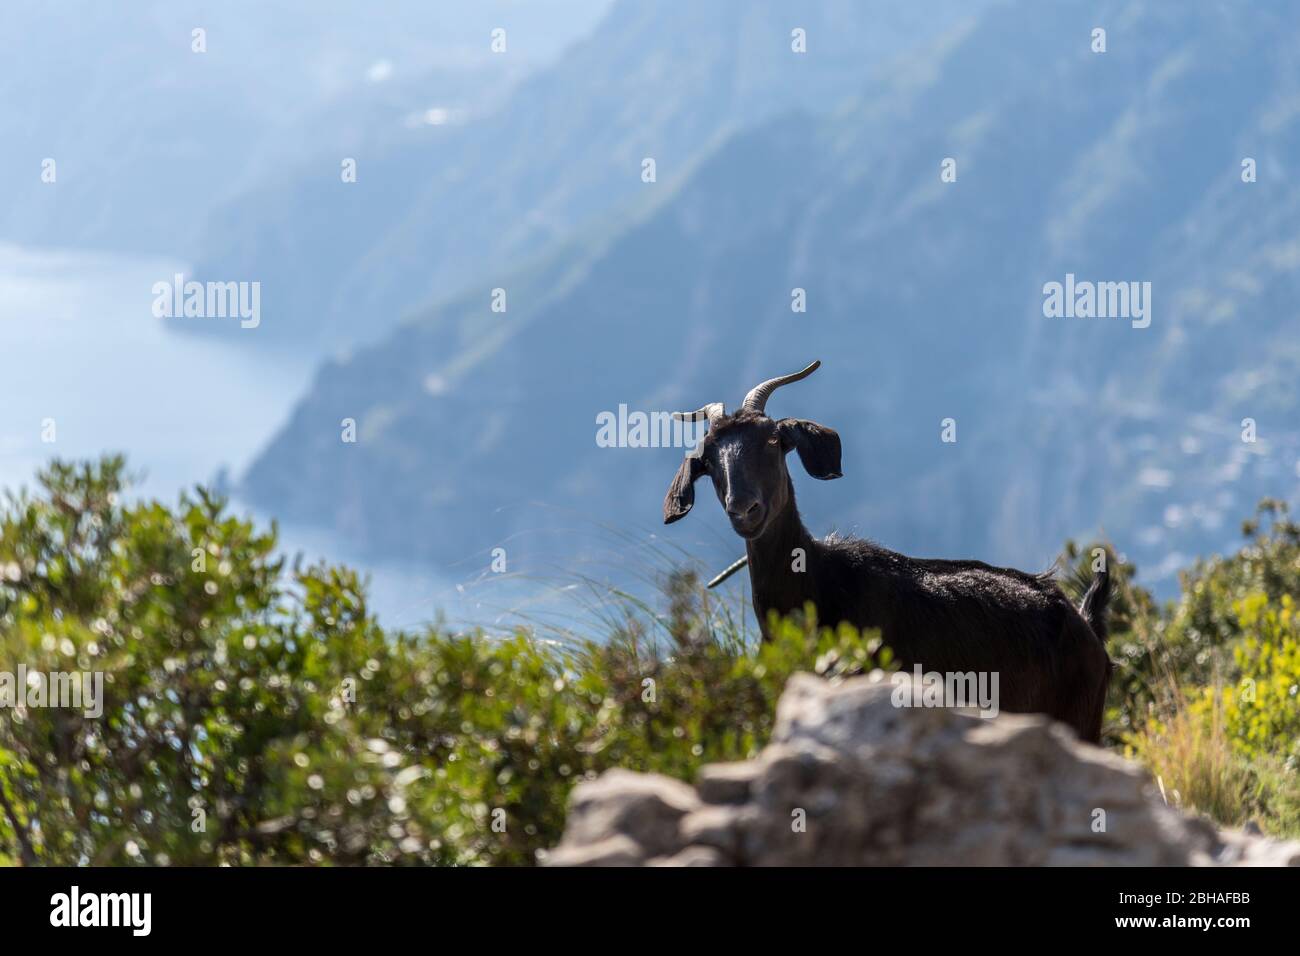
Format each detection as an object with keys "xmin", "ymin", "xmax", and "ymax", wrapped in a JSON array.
[{"xmin": 544, "ymin": 672, "xmax": 1300, "ymax": 866}]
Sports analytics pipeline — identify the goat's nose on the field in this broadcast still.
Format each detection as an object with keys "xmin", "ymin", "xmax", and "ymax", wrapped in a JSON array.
[{"xmin": 726, "ymin": 499, "xmax": 762, "ymax": 521}]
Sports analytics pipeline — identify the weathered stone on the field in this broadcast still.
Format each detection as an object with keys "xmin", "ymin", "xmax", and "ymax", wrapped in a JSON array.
[
  {"xmin": 680, "ymin": 805, "xmax": 742, "ymax": 856},
  {"xmin": 547, "ymin": 672, "xmax": 1300, "ymax": 867},
  {"xmin": 696, "ymin": 761, "xmax": 761, "ymax": 805},
  {"xmin": 649, "ymin": 846, "xmax": 726, "ymax": 867},
  {"xmin": 544, "ymin": 834, "xmax": 644, "ymax": 867},
  {"xmin": 557, "ymin": 768, "xmax": 699, "ymax": 861}
]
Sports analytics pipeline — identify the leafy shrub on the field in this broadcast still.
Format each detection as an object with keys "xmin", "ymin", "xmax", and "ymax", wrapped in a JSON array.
[
  {"xmin": 0, "ymin": 457, "xmax": 887, "ymax": 866},
  {"xmin": 5, "ymin": 455, "xmax": 1299, "ymax": 863},
  {"xmin": 1118, "ymin": 517, "xmax": 1300, "ymax": 836},
  {"xmin": 1142, "ymin": 591, "xmax": 1300, "ymax": 835},
  {"xmin": 1200, "ymin": 592, "xmax": 1300, "ymax": 766},
  {"xmin": 1126, "ymin": 686, "xmax": 1252, "ymax": 829}
]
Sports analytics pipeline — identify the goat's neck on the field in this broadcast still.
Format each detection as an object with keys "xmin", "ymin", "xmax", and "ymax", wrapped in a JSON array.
[{"xmin": 745, "ymin": 478, "xmax": 819, "ymax": 628}]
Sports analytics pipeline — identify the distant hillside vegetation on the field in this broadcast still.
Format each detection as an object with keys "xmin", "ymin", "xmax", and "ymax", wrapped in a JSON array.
[{"xmin": 244, "ymin": 0, "xmax": 1300, "ymax": 595}]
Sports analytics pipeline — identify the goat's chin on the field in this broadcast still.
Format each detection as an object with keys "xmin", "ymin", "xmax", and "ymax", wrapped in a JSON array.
[{"xmin": 730, "ymin": 520, "xmax": 766, "ymax": 540}]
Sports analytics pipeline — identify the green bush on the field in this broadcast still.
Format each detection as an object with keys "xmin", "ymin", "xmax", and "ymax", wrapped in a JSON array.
[
  {"xmin": 1198, "ymin": 592, "xmax": 1300, "ymax": 766},
  {"xmin": 1110, "ymin": 506, "xmax": 1300, "ymax": 836},
  {"xmin": 4, "ymin": 456, "xmax": 1299, "ymax": 862},
  {"xmin": 1158, "ymin": 501, "xmax": 1300, "ymax": 695},
  {"xmin": 0, "ymin": 457, "xmax": 887, "ymax": 866},
  {"xmin": 1125, "ymin": 591, "xmax": 1300, "ymax": 835}
]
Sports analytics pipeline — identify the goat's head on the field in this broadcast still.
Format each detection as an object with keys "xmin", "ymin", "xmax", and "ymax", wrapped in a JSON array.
[{"xmin": 663, "ymin": 360, "xmax": 842, "ymax": 539}]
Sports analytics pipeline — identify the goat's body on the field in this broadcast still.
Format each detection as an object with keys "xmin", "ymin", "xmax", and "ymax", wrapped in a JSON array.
[
  {"xmin": 745, "ymin": 482, "xmax": 1112, "ymax": 743},
  {"xmin": 661, "ymin": 368, "xmax": 1113, "ymax": 744}
]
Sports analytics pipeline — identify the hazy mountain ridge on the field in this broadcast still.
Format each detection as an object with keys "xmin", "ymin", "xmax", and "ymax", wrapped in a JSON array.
[
  {"xmin": 185, "ymin": 0, "xmax": 988, "ymax": 347},
  {"xmin": 243, "ymin": 0, "xmax": 1300, "ymax": 593},
  {"xmin": 0, "ymin": 0, "xmax": 610, "ymax": 258}
]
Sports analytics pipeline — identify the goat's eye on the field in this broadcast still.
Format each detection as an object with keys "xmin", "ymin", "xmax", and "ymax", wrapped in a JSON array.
[{"xmin": 767, "ymin": 437, "xmax": 779, "ymax": 446}]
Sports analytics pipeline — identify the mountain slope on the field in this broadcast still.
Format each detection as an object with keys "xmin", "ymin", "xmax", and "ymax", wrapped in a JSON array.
[
  {"xmin": 244, "ymin": 0, "xmax": 1300, "ymax": 593},
  {"xmin": 0, "ymin": 0, "xmax": 609, "ymax": 258},
  {"xmin": 185, "ymin": 0, "xmax": 988, "ymax": 346}
]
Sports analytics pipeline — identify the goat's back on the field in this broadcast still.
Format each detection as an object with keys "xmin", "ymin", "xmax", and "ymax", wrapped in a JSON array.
[{"xmin": 817, "ymin": 540, "xmax": 1111, "ymax": 742}]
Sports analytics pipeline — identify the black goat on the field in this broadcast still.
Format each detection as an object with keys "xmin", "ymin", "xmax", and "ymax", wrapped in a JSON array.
[{"xmin": 663, "ymin": 360, "xmax": 1113, "ymax": 743}]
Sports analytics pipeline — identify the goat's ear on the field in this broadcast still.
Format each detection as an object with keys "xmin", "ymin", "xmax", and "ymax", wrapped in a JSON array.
[
  {"xmin": 663, "ymin": 453, "xmax": 705, "ymax": 523},
  {"xmin": 778, "ymin": 419, "xmax": 843, "ymax": 480}
]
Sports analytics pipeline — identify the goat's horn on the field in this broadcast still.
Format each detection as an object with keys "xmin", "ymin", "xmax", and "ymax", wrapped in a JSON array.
[
  {"xmin": 671, "ymin": 402, "xmax": 725, "ymax": 426},
  {"xmin": 740, "ymin": 360, "xmax": 821, "ymax": 414}
]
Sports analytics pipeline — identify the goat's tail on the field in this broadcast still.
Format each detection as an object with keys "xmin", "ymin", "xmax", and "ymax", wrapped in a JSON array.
[{"xmin": 1079, "ymin": 565, "xmax": 1112, "ymax": 643}]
